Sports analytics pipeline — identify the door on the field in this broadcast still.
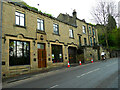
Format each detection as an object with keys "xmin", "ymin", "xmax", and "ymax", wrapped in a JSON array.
[
  {"xmin": 38, "ymin": 44, "xmax": 46, "ymax": 68},
  {"xmin": 68, "ymin": 47, "xmax": 77, "ymax": 64}
]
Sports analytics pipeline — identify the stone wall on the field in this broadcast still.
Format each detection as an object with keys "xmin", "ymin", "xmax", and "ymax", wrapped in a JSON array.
[{"xmin": 84, "ymin": 47, "xmax": 98, "ymax": 63}]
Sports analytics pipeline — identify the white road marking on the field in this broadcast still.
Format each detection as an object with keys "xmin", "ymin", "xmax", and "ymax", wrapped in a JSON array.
[
  {"xmin": 50, "ymin": 85, "xmax": 59, "ymax": 88},
  {"xmin": 77, "ymin": 68, "xmax": 100, "ymax": 78}
]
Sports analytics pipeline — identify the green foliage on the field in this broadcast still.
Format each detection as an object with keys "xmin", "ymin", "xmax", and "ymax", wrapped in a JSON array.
[
  {"xmin": 98, "ymin": 34, "xmax": 106, "ymax": 46},
  {"xmin": 89, "ymin": 23, "xmax": 95, "ymax": 26},
  {"xmin": 12, "ymin": 1, "xmax": 53, "ymax": 16},
  {"xmin": 11, "ymin": 0, "xmax": 38, "ymax": 11},
  {"xmin": 43, "ymin": 12, "xmax": 52, "ymax": 17},
  {"xmin": 96, "ymin": 15, "xmax": 120, "ymax": 50},
  {"xmin": 107, "ymin": 27, "xmax": 120, "ymax": 50},
  {"xmin": 106, "ymin": 14, "xmax": 117, "ymax": 32}
]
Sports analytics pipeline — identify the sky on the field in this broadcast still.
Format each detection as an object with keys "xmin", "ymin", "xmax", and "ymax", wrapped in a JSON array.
[{"xmin": 23, "ymin": 0, "xmax": 120, "ymax": 24}]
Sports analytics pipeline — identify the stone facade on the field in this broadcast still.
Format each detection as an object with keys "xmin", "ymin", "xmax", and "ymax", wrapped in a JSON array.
[{"xmin": 1, "ymin": 2, "xmax": 101, "ymax": 78}]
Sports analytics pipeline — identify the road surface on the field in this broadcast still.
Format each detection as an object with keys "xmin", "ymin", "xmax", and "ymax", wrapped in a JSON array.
[{"xmin": 3, "ymin": 58, "xmax": 119, "ymax": 88}]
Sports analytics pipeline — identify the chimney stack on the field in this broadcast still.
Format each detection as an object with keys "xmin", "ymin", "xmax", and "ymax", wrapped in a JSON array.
[{"xmin": 73, "ymin": 9, "xmax": 77, "ymax": 18}]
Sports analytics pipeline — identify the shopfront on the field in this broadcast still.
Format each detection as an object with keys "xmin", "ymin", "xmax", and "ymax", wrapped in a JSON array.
[{"xmin": 51, "ymin": 45, "xmax": 63, "ymax": 63}]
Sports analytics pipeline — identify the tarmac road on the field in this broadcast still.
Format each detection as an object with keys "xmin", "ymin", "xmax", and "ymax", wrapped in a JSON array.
[{"xmin": 3, "ymin": 58, "xmax": 119, "ymax": 89}]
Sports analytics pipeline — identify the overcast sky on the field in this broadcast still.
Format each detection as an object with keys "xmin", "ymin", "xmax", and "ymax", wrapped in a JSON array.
[{"xmin": 23, "ymin": 0, "xmax": 120, "ymax": 24}]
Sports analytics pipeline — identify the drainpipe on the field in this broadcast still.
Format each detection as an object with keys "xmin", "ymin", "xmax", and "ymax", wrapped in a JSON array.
[{"xmin": 0, "ymin": 0, "xmax": 3, "ymax": 89}]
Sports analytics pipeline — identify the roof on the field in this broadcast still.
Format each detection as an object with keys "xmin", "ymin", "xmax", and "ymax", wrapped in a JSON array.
[{"xmin": 8, "ymin": 1, "xmax": 77, "ymax": 28}]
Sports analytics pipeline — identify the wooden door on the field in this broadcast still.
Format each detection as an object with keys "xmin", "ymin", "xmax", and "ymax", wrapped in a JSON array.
[{"xmin": 38, "ymin": 44, "xmax": 46, "ymax": 68}]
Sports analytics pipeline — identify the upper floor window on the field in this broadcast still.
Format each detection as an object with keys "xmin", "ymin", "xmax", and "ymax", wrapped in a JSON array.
[
  {"xmin": 84, "ymin": 38, "xmax": 87, "ymax": 45},
  {"xmin": 15, "ymin": 11, "xmax": 25, "ymax": 26},
  {"xmin": 90, "ymin": 37, "xmax": 92, "ymax": 46},
  {"xmin": 93, "ymin": 38, "xmax": 96, "ymax": 46},
  {"xmin": 89, "ymin": 27, "xmax": 91, "ymax": 34},
  {"xmin": 53, "ymin": 24, "xmax": 59, "ymax": 35},
  {"xmin": 92, "ymin": 28, "xmax": 95, "ymax": 36},
  {"xmin": 82, "ymin": 25, "xmax": 86, "ymax": 34},
  {"xmin": 69, "ymin": 29, "xmax": 74, "ymax": 38},
  {"xmin": 37, "ymin": 19, "xmax": 44, "ymax": 31}
]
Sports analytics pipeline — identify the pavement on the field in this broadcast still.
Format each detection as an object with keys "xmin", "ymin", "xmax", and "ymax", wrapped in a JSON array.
[
  {"xmin": 2, "ymin": 58, "xmax": 119, "ymax": 89},
  {"xmin": 2, "ymin": 63, "xmax": 79, "ymax": 84}
]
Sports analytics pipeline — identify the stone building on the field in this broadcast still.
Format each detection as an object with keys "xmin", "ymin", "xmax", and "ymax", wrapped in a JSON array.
[{"xmin": 1, "ymin": 1, "xmax": 102, "ymax": 78}]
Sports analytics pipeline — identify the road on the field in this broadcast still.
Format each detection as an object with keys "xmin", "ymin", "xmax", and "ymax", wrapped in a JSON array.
[{"xmin": 3, "ymin": 58, "xmax": 119, "ymax": 88}]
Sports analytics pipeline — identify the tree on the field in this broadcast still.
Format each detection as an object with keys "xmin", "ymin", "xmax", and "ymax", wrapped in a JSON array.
[
  {"xmin": 91, "ymin": 0, "xmax": 118, "ymax": 48},
  {"xmin": 106, "ymin": 14, "xmax": 117, "ymax": 32}
]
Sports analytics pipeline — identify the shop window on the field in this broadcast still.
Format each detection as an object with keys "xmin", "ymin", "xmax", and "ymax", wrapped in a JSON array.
[
  {"xmin": 52, "ymin": 45, "xmax": 63, "ymax": 63},
  {"xmin": 9, "ymin": 40, "xmax": 30, "ymax": 66}
]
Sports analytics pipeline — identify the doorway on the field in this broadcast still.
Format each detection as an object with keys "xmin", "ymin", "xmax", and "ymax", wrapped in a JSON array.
[
  {"xmin": 68, "ymin": 47, "xmax": 77, "ymax": 64},
  {"xmin": 38, "ymin": 43, "xmax": 46, "ymax": 68}
]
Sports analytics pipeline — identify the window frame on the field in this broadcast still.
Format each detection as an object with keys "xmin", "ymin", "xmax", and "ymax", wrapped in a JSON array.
[
  {"xmin": 92, "ymin": 28, "xmax": 95, "ymax": 36},
  {"xmin": 90, "ymin": 37, "xmax": 92, "ymax": 46},
  {"xmin": 9, "ymin": 40, "xmax": 30, "ymax": 66},
  {"xmin": 15, "ymin": 11, "xmax": 25, "ymax": 27},
  {"xmin": 93, "ymin": 38, "xmax": 96, "ymax": 46},
  {"xmin": 53, "ymin": 24, "xmax": 59, "ymax": 35},
  {"xmin": 82, "ymin": 25, "xmax": 86, "ymax": 34},
  {"xmin": 84, "ymin": 38, "xmax": 87, "ymax": 46},
  {"xmin": 52, "ymin": 45, "xmax": 63, "ymax": 63},
  {"xmin": 89, "ymin": 27, "xmax": 91, "ymax": 34},
  {"xmin": 69, "ymin": 29, "xmax": 74, "ymax": 38},
  {"xmin": 37, "ymin": 18, "xmax": 45, "ymax": 31}
]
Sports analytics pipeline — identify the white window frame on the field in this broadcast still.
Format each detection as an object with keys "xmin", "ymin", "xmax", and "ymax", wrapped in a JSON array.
[
  {"xmin": 37, "ymin": 19, "xmax": 44, "ymax": 31},
  {"xmin": 69, "ymin": 29, "xmax": 74, "ymax": 38},
  {"xmin": 53, "ymin": 24, "xmax": 59, "ymax": 35},
  {"xmin": 15, "ymin": 11, "xmax": 25, "ymax": 26},
  {"xmin": 82, "ymin": 25, "xmax": 86, "ymax": 34}
]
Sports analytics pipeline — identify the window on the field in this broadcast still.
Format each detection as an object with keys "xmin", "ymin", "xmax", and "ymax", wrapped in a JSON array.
[
  {"xmin": 9, "ymin": 40, "xmax": 30, "ymax": 66},
  {"xmin": 37, "ymin": 43, "xmax": 45, "ymax": 49},
  {"xmin": 15, "ymin": 11, "xmax": 25, "ymax": 26},
  {"xmin": 53, "ymin": 24, "xmax": 59, "ymax": 35},
  {"xmin": 52, "ymin": 45, "xmax": 63, "ymax": 63},
  {"xmin": 93, "ymin": 38, "xmax": 96, "ymax": 46},
  {"xmin": 90, "ymin": 37, "xmax": 92, "ymax": 46},
  {"xmin": 84, "ymin": 38, "xmax": 87, "ymax": 45},
  {"xmin": 89, "ymin": 27, "xmax": 91, "ymax": 34},
  {"xmin": 37, "ymin": 19, "xmax": 44, "ymax": 31},
  {"xmin": 69, "ymin": 29, "xmax": 74, "ymax": 38},
  {"xmin": 79, "ymin": 36, "xmax": 81, "ymax": 47},
  {"xmin": 82, "ymin": 25, "xmax": 86, "ymax": 34},
  {"xmin": 93, "ymin": 28, "xmax": 95, "ymax": 36}
]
